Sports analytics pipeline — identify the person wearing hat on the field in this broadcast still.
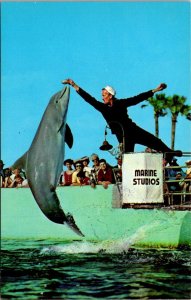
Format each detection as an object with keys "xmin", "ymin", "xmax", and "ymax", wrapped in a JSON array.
[
  {"xmin": 60, "ymin": 159, "xmax": 74, "ymax": 186},
  {"xmin": 176, "ymin": 161, "xmax": 191, "ymax": 201},
  {"xmin": 80, "ymin": 156, "xmax": 92, "ymax": 177},
  {"xmin": 71, "ymin": 161, "xmax": 85, "ymax": 186},
  {"xmin": 62, "ymin": 79, "xmax": 182, "ymax": 163}
]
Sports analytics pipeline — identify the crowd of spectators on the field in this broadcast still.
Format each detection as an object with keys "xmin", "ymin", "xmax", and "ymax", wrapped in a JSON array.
[
  {"xmin": 163, "ymin": 157, "xmax": 191, "ymax": 202},
  {"xmin": 59, "ymin": 153, "xmax": 121, "ymax": 189},
  {"xmin": 0, "ymin": 154, "xmax": 122, "ymax": 190},
  {"xmin": 0, "ymin": 160, "xmax": 29, "ymax": 188},
  {"xmin": 144, "ymin": 147, "xmax": 191, "ymax": 198},
  {"xmin": 1, "ymin": 152, "xmax": 190, "ymax": 197}
]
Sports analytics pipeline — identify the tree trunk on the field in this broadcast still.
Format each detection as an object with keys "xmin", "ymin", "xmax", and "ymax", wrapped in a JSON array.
[
  {"xmin": 155, "ymin": 113, "xmax": 159, "ymax": 138},
  {"xmin": 171, "ymin": 114, "xmax": 177, "ymax": 150}
]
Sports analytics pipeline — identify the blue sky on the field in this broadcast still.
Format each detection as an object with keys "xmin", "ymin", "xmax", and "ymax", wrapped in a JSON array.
[{"xmin": 1, "ymin": 1, "xmax": 190, "ymax": 168}]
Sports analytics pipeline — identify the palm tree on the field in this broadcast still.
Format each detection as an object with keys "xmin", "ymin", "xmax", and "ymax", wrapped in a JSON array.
[
  {"xmin": 165, "ymin": 95, "xmax": 191, "ymax": 150},
  {"xmin": 141, "ymin": 93, "xmax": 167, "ymax": 138}
]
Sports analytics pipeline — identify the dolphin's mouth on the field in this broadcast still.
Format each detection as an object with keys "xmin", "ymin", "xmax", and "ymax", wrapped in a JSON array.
[
  {"xmin": 59, "ymin": 86, "xmax": 67, "ymax": 99},
  {"xmin": 57, "ymin": 121, "xmax": 65, "ymax": 133}
]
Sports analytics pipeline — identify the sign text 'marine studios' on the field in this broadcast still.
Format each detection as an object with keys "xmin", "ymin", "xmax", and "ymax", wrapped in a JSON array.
[
  {"xmin": 122, "ymin": 153, "xmax": 163, "ymax": 204},
  {"xmin": 133, "ymin": 169, "xmax": 160, "ymax": 185}
]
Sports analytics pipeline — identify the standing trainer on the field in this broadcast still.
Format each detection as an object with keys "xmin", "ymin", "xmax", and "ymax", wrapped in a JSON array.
[{"xmin": 62, "ymin": 79, "xmax": 181, "ymax": 162}]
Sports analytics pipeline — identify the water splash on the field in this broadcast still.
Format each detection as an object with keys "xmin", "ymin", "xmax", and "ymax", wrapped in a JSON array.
[{"xmin": 40, "ymin": 222, "xmax": 160, "ymax": 255}]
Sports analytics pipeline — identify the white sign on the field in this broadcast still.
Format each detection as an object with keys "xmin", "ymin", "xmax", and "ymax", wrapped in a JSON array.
[{"xmin": 122, "ymin": 153, "xmax": 163, "ymax": 204}]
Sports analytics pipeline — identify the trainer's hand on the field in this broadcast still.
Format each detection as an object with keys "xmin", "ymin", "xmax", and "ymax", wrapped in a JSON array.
[
  {"xmin": 152, "ymin": 83, "xmax": 167, "ymax": 94},
  {"xmin": 62, "ymin": 78, "xmax": 79, "ymax": 91},
  {"xmin": 62, "ymin": 78, "xmax": 74, "ymax": 86}
]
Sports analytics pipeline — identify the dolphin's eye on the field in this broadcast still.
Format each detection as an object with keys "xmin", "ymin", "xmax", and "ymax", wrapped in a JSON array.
[{"xmin": 55, "ymin": 100, "xmax": 58, "ymax": 103}]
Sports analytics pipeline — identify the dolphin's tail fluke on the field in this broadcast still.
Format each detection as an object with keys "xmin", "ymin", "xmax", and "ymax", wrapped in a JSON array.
[{"xmin": 65, "ymin": 213, "xmax": 85, "ymax": 237}]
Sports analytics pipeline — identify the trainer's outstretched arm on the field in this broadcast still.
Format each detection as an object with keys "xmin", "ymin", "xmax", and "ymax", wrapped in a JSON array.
[{"xmin": 62, "ymin": 79, "xmax": 79, "ymax": 92}]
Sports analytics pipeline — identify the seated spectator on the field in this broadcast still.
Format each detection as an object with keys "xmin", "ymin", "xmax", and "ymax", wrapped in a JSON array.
[
  {"xmin": 171, "ymin": 172, "xmax": 186, "ymax": 204},
  {"xmin": 9, "ymin": 174, "xmax": 24, "ymax": 188},
  {"xmin": 113, "ymin": 156, "xmax": 122, "ymax": 183},
  {"xmin": 90, "ymin": 153, "xmax": 100, "ymax": 184},
  {"xmin": 98, "ymin": 159, "xmax": 115, "ymax": 189},
  {"xmin": 168, "ymin": 158, "xmax": 183, "ymax": 178},
  {"xmin": 71, "ymin": 161, "xmax": 84, "ymax": 186},
  {"xmin": 117, "ymin": 156, "xmax": 122, "ymax": 169},
  {"xmin": 76, "ymin": 171, "xmax": 90, "ymax": 186},
  {"xmin": 185, "ymin": 160, "xmax": 191, "ymax": 181},
  {"xmin": 3, "ymin": 168, "xmax": 13, "ymax": 188},
  {"xmin": 60, "ymin": 159, "xmax": 74, "ymax": 186},
  {"xmin": 166, "ymin": 159, "xmax": 185, "ymax": 193},
  {"xmin": 10, "ymin": 168, "xmax": 25, "ymax": 181},
  {"xmin": 181, "ymin": 160, "xmax": 191, "ymax": 197},
  {"xmin": 173, "ymin": 173, "xmax": 184, "ymax": 191}
]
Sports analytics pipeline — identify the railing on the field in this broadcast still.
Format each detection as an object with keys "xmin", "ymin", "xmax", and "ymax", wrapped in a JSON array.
[
  {"xmin": 163, "ymin": 152, "xmax": 191, "ymax": 206},
  {"xmin": 112, "ymin": 151, "xmax": 191, "ymax": 208}
]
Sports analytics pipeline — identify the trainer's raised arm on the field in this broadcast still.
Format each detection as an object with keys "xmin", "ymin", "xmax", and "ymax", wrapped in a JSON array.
[
  {"xmin": 62, "ymin": 78, "xmax": 79, "ymax": 92},
  {"xmin": 152, "ymin": 83, "xmax": 167, "ymax": 94}
]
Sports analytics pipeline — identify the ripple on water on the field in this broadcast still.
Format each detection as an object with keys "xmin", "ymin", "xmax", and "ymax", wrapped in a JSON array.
[{"xmin": 1, "ymin": 239, "xmax": 191, "ymax": 299}]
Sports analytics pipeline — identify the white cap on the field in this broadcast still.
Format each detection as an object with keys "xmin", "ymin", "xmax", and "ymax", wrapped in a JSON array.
[{"xmin": 103, "ymin": 86, "xmax": 116, "ymax": 96}]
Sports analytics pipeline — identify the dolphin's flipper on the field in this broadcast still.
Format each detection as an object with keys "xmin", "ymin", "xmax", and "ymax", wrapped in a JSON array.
[
  {"xmin": 11, "ymin": 152, "xmax": 28, "ymax": 170},
  {"xmin": 65, "ymin": 124, "xmax": 73, "ymax": 149},
  {"xmin": 66, "ymin": 213, "xmax": 84, "ymax": 237}
]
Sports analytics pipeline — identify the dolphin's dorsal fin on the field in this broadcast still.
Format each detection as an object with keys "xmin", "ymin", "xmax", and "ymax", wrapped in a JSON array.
[
  {"xmin": 11, "ymin": 151, "xmax": 28, "ymax": 170},
  {"xmin": 65, "ymin": 124, "xmax": 73, "ymax": 149}
]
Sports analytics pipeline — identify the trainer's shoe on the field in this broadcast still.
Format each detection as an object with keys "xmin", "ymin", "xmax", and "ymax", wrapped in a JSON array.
[
  {"xmin": 165, "ymin": 150, "xmax": 182, "ymax": 164},
  {"xmin": 173, "ymin": 150, "xmax": 182, "ymax": 157}
]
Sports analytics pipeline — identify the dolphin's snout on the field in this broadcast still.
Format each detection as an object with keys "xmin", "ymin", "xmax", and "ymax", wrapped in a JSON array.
[{"xmin": 59, "ymin": 86, "xmax": 69, "ymax": 99}]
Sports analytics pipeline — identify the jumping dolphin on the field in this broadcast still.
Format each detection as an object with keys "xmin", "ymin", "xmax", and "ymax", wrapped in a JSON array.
[{"xmin": 12, "ymin": 86, "xmax": 84, "ymax": 237}]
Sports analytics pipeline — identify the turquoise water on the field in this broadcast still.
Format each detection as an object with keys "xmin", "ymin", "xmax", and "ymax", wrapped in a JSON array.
[{"xmin": 1, "ymin": 239, "xmax": 191, "ymax": 299}]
